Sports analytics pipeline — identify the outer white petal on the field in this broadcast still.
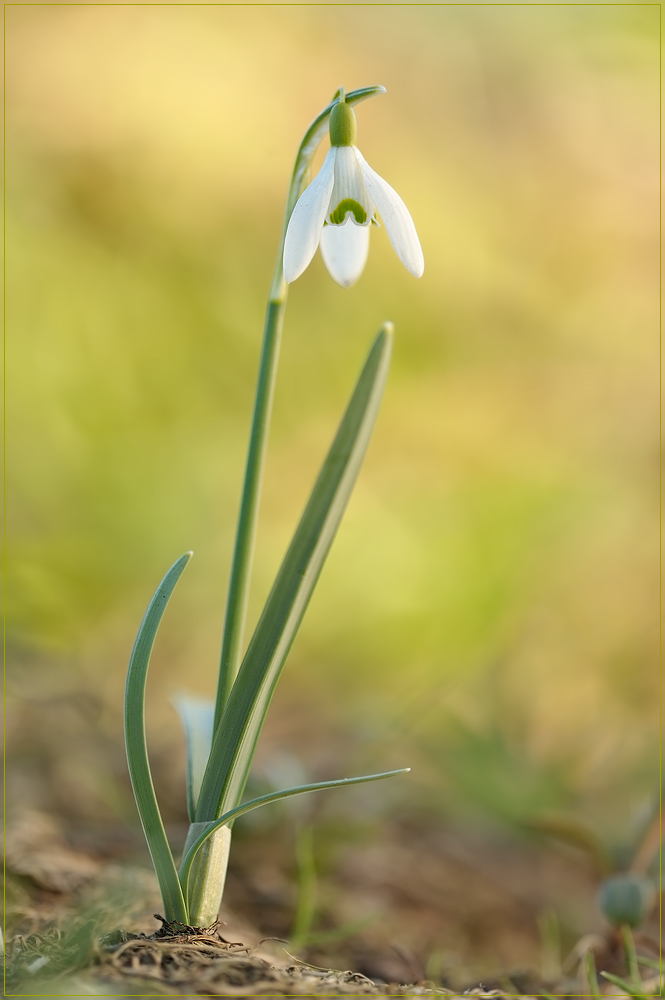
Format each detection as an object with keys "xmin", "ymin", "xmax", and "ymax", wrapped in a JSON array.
[
  {"xmin": 283, "ymin": 148, "xmax": 337, "ymax": 283},
  {"xmin": 320, "ymin": 220, "xmax": 370, "ymax": 288},
  {"xmin": 355, "ymin": 149, "xmax": 424, "ymax": 278}
]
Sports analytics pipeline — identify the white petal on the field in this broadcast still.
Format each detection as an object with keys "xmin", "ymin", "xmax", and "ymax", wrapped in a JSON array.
[
  {"xmin": 327, "ymin": 146, "xmax": 373, "ymax": 226},
  {"xmin": 283, "ymin": 148, "xmax": 337, "ymax": 283},
  {"xmin": 320, "ymin": 220, "xmax": 370, "ymax": 288},
  {"xmin": 355, "ymin": 149, "xmax": 424, "ymax": 278}
]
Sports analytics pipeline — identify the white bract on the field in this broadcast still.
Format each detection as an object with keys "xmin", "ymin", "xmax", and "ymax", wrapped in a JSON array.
[{"xmin": 283, "ymin": 97, "xmax": 424, "ymax": 288}]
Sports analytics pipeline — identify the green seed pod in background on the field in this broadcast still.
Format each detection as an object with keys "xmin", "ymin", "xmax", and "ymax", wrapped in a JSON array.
[{"xmin": 598, "ymin": 874, "xmax": 656, "ymax": 928}]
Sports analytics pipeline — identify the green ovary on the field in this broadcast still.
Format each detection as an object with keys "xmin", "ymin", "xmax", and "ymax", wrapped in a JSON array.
[{"xmin": 329, "ymin": 199, "xmax": 367, "ymax": 225}]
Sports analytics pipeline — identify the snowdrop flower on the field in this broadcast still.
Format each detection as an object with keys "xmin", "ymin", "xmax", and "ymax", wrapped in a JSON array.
[{"xmin": 283, "ymin": 92, "xmax": 424, "ymax": 288}]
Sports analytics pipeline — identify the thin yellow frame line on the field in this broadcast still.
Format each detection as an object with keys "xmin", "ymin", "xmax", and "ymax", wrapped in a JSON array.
[
  {"xmin": 659, "ymin": 0, "xmax": 663, "ymax": 995},
  {"xmin": 3, "ymin": 0, "xmax": 7, "ymax": 995},
  {"xmin": 1, "ymin": 2, "xmax": 663, "ymax": 6}
]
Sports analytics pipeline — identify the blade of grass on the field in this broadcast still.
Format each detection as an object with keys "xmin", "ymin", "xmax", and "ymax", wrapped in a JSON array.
[
  {"xmin": 173, "ymin": 696, "xmax": 215, "ymax": 821},
  {"xmin": 636, "ymin": 957, "xmax": 663, "ymax": 972},
  {"xmin": 600, "ymin": 970, "xmax": 649, "ymax": 999},
  {"xmin": 291, "ymin": 826, "xmax": 317, "ymax": 946},
  {"xmin": 585, "ymin": 951, "xmax": 602, "ymax": 1000},
  {"xmin": 621, "ymin": 926, "xmax": 641, "ymax": 985},
  {"xmin": 125, "ymin": 553, "xmax": 191, "ymax": 922},
  {"xmin": 197, "ymin": 326, "xmax": 393, "ymax": 822},
  {"xmin": 180, "ymin": 768, "xmax": 409, "ymax": 897}
]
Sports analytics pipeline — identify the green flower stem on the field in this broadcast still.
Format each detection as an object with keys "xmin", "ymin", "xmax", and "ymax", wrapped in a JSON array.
[
  {"xmin": 213, "ymin": 85, "xmax": 386, "ymax": 730},
  {"xmin": 201, "ymin": 85, "xmax": 388, "ymax": 926},
  {"xmin": 214, "ymin": 292, "xmax": 287, "ymax": 726}
]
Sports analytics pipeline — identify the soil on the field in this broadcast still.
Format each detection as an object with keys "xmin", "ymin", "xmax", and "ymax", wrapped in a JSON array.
[
  {"xmin": 4, "ymin": 810, "xmax": 661, "ymax": 998},
  {"xmin": 5, "ymin": 914, "xmax": 506, "ymax": 997},
  {"xmin": 99, "ymin": 922, "xmax": 463, "ymax": 996}
]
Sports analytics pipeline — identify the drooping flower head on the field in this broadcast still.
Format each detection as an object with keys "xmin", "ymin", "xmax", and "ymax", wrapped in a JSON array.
[{"xmin": 283, "ymin": 90, "xmax": 424, "ymax": 288}]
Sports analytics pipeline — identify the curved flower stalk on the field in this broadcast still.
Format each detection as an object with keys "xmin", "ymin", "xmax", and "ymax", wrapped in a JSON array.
[
  {"xmin": 284, "ymin": 90, "xmax": 424, "ymax": 287},
  {"xmin": 215, "ymin": 86, "xmax": 389, "ymax": 722},
  {"xmin": 124, "ymin": 86, "xmax": 415, "ymax": 929}
]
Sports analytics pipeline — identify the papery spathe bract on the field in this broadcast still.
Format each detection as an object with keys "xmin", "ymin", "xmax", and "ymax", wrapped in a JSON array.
[{"xmin": 283, "ymin": 99, "xmax": 424, "ymax": 287}]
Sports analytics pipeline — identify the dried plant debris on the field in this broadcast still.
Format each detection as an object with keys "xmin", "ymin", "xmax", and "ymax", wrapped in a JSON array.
[
  {"xmin": 7, "ymin": 916, "xmax": 447, "ymax": 997},
  {"xmin": 7, "ymin": 897, "xmax": 661, "ymax": 998},
  {"xmin": 98, "ymin": 925, "xmax": 501, "ymax": 997},
  {"xmin": 9, "ymin": 921, "xmax": 662, "ymax": 998}
]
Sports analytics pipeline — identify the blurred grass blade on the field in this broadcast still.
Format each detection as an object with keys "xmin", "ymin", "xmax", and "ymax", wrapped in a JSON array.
[
  {"xmin": 636, "ymin": 957, "xmax": 664, "ymax": 972},
  {"xmin": 526, "ymin": 813, "xmax": 612, "ymax": 874},
  {"xmin": 622, "ymin": 926, "xmax": 641, "ymax": 984},
  {"xmin": 195, "ymin": 326, "xmax": 393, "ymax": 822},
  {"xmin": 291, "ymin": 826, "xmax": 316, "ymax": 945},
  {"xmin": 125, "ymin": 553, "xmax": 191, "ymax": 922},
  {"xmin": 600, "ymin": 971, "xmax": 648, "ymax": 1000},
  {"xmin": 584, "ymin": 952, "xmax": 602, "ymax": 1000},
  {"xmin": 173, "ymin": 695, "xmax": 215, "ymax": 821},
  {"xmin": 181, "ymin": 768, "xmax": 408, "ymax": 895}
]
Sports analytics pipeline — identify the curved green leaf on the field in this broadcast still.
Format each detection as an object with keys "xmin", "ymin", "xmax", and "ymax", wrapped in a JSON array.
[
  {"xmin": 125, "ymin": 553, "xmax": 191, "ymax": 922},
  {"xmin": 180, "ymin": 768, "xmax": 409, "ymax": 898},
  {"xmin": 195, "ymin": 326, "xmax": 393, "ymax": 822}
]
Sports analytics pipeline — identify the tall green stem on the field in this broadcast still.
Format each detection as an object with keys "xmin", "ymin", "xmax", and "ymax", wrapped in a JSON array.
[
  {"xmin": 187, "ymin": 85, "xmax": 388, "ymax": 926},
  {"xmin": 214, "ymin": 288, "xmax": 287, "ymax": 727},
  {"xmin": 212, "ymin": 85, "xmax": 386, "ymax": 732}
]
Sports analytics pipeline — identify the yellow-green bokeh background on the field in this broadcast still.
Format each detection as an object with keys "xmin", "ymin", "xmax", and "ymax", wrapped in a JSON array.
[{"xmin": 6, "ymin": 0, "xmax": 659, "ymax": 931}]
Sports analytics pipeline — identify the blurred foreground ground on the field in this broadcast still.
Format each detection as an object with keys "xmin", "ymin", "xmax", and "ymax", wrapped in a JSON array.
[
  {"xmin": 5, "ymin": 806, "xmax": 661, "ymax": 993},
  {"xmin": 5, "ymin": 2, "xmax": 659, "ymax": 985}
]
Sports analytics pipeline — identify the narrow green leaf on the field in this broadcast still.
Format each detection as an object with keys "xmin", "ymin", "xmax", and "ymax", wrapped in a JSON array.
[
  {"xmin": 173, "ymin": 695, "xmax": 215, "ymax": 821},
  {"xmin": 636, "ymin": 957, "xmax": 663, "ymax": 973},
  {"xmin": 195, "ymin": 326, "xmax": 393, "ymax": 822},
  {"xmin": 125, "ymin": 553, "xmax": 191, "ymax": 922},
  {"xmin": 600, "ymin": 971, "xmax": 649, "ymax": 999},
  {"xmin": 291, "ymin": 826, "xmax": 316, "ymax": 945},
  {"xmin": 181, "ymin": 768, "xmax": 409, "ymax": 897},
  {"xmin": 622, "ymin": 926, "xmax": 641, "ymax": 985},
  {"xmin": 585, "ymin": 951, "xmax": 602, "ymax": 1000}
]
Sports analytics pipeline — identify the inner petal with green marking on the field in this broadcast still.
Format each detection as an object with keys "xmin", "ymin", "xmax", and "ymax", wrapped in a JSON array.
[
  {"xmin": 329, "ymin": 199, "xmax": 368, "ymax": 225},
  {"xmin": 327, "ymin": 146, "xmax": 374, "ymax": 228}
]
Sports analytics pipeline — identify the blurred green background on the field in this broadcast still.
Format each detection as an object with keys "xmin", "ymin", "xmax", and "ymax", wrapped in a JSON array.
[{"xmin": 5, "ymin": 1, "xmax": 659, "ymax": 980}]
